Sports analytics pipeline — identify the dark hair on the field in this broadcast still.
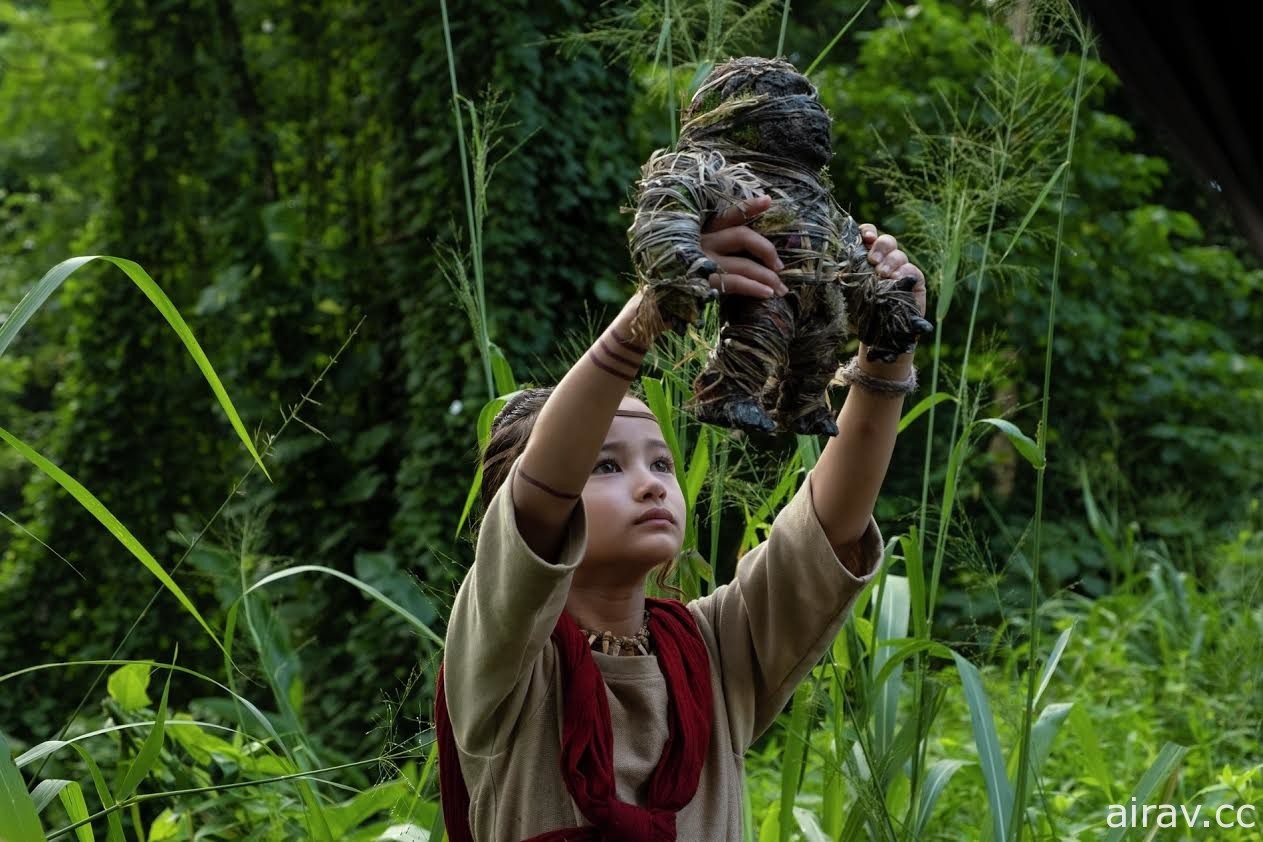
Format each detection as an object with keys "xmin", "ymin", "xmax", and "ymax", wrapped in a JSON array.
[{"xmin": 478, "ymin": 385, "xmax": 682, "ymax": 596}]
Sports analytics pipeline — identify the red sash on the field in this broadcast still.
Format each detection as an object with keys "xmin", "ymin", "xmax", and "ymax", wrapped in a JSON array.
[{"xmin": 435, "ymin": 598, "xmax": 713, "ymax": 841}]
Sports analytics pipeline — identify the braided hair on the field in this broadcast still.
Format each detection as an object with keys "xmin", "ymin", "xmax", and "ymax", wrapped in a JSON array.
[{"xmin": 476, "ymin": 384, "xmax": 682, "ymax": 596}]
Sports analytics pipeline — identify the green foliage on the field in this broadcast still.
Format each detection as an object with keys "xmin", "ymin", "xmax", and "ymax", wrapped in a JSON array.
[{"xmin": 2, "ymin": 0, "xmax": 1261, "ymax": 837}]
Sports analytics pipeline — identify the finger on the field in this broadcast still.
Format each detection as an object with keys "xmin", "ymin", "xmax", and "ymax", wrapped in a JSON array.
[
  {"xmin": 702, "ymin": 225, "xmax": 784, "ymax": 272},
  {"xmin": 876, "ymin": 249, "xmax": 908, "ymax": 277},
  {"xmin": 706, "ymin": 195, "xmax": 772, "ymax": 232},
  {"xmin": 714, "ymin": 255, "xmax": 786, "ymax": 293},
  {"xmin": 711, "ymin": 272, "xmax": 779, "ymax": 299},
  {"xmin": 866, "ymin": 233, "xmax": 899, "ymax": 265},
  {"xmin": 896, "ymin": 263, "xmax": 926, "ymax": 285},
  {"xmin": 859, "ymin": 223, "xmax": 878, "ymax": 243}
]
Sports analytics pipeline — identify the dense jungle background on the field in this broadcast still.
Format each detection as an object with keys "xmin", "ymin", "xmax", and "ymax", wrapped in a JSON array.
[{"xmin": 2, "ymin": 0, "xmax": 1260, "ymax": 839}]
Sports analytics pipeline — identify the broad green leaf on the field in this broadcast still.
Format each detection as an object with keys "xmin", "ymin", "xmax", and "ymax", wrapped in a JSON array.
[
  {"xmin": 758, "ymin": 800, "xmax": 781, "ymax": 842},
  {"xmin": 793, "ymin": 806, "xmax": 831, "ymax": 842},
  {"xmin": 684, "ymin": 426, "xmax": 710, "ymax": 511},
  {"xmin": 297, "ymin": 778, "xmax": 335, "ymax": 842},
  {"xmin": 106, "ymin": 664, "xmax": 151, "ymax": 712},
  {"xmin": 977, "ymin": 417, "xmax": 1045, "ymax": 469},
  {"xmin": 870, "ymin": 638, "xmax": 956, "ymax": 689},
  {"xmin": 30, "ymin": 780, "xmax": 69, "ymax": 815},
  {"xmin": 56, "ymin": 781, "xmax": 93, "ymax": 842},
  {"xmin": 900, "ymin": 528, "xmax": 928, "ymax": 640},
  {"xmin": 326, "ymin": 779, "xmax": 410, "ymax": 837},
  {"xmin": 0, "ymin": 256, "xmax": 269, "ymax": 481},
  {"xmin": 116, "ymin": 653, "xmax": 175, "ymax": 799},
  {"xmin": 0, "ymin": 731, "xmax": 44, "ymax": 842},
  {"xmin": 147, "ymin": 810, "xmax": 180, "ymax": 842},
  {"xmin": 487, "ymin": 342, "xmax": 516, "ymax": 395},
  {"xmin": 914, "ymin": 759, "xmax": 971, "ymax": 838},
  {"xmin": 642, "ymin": 377, "xmax": 683, "ymax": 478},
  {"xmin": 795, "ymin": 433, "xmax": 821, "ymax": 472},
  {"xmin": 0, "ymin": 424, "xmax": 224, "ymax": 656},
  {"xmin": 873, "ymin": 576, "xmax": 910, "ymax": 758},
  {"xmin": 953, "ymin": 652, "xmax": 1014, "ymax": 842}
]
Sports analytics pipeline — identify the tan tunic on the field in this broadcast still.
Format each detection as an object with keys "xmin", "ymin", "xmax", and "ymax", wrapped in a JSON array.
[{"xmin": 443, "ymin": 453, "xmax": 883, "ymax": 840}]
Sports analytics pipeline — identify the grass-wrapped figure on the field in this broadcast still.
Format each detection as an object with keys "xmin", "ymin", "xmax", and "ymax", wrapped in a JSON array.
[{"xmin": 627, "ymin": 56, "xmax": 934, "ymax": 437}]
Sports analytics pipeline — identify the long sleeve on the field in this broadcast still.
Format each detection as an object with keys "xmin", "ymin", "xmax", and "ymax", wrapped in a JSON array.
[
  {"xmin": 691, "ymin": 469, "xmax": 883, "ymax": 751},
  {"xmin": 442, "ymin": 453, "xmax": 588, "ymax": 756}
]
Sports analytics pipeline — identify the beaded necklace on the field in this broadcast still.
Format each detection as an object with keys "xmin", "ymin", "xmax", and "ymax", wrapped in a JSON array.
[{"xmin": 579, "ymin": 610, "xmax": 652, "ymax": 656}]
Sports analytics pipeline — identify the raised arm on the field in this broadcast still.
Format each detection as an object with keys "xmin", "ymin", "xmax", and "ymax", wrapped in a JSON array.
[
  {"xmin": 512, "ymin": 293, "xmax": 654, "ymax": 562},
  {"xmin": 812, "ymin": 225, "xmax": 927, "ymax": 557},
  {"xmin": 442, "ymin": 297, "xmax": 654, "ymax": 754}
]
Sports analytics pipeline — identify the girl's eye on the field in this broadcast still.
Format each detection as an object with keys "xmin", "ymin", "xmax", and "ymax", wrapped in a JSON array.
[
  {"xmin": 593, "ymin": 459, "xmax": 618, "ymax": 474},
  {"xmin": 588, "ymin": 462, "xmax": 671, "ymax": 474}
]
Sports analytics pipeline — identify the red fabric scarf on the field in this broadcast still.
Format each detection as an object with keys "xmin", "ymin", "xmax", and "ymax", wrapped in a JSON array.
[{"xmin": 435, "ymin": 598, "xmax": 713, "ymax": 841}]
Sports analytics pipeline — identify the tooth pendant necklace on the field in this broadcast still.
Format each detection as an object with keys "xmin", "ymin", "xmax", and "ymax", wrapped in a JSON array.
[{"xmin": 580, "ymin": 610, "xmax": 652, "ymax": 656}]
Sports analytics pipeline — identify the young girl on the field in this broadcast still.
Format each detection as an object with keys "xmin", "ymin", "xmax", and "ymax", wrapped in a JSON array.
[{"xmin": 436, "ymin": 196, "xmax": 928, "ymax": 840}]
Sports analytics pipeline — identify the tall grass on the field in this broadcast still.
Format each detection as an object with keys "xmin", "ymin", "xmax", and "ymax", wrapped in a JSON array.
[
  {"xmin": 1, "ymin": 257, "xmax": 443, "ymax": 837},
  {"xmin": 6, "ymin": 1, "xmax": 1254, "ymax": 839}
]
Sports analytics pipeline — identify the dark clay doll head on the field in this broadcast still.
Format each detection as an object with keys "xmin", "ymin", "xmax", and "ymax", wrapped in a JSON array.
[{"xmin": 680, "ymin": 57, "xmax": 833, "ymax": 169}]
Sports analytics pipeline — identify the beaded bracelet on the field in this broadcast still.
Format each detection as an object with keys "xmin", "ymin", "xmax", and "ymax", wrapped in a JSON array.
[{"xmin": 836, "ymin": 355, "xmax": 918, "ymax": 397}]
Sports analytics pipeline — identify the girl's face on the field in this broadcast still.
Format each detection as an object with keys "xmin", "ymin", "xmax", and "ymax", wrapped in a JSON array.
[{"xmin": 578, "ymin": 397, "xmax": 686, "ymax": 582}]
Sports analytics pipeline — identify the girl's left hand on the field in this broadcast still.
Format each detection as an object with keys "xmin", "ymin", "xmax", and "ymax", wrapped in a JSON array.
[{"xmin": 859, "ymin": 223, "xmax": 927, "ymax": 318}]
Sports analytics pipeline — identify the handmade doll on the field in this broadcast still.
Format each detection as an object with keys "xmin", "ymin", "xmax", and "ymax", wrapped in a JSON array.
[{"xmin": 627, "ymin": 57, "xmax": 933, "ymax": 436}]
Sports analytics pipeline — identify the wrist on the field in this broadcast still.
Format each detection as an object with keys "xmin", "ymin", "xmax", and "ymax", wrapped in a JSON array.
[
  {"xmin": 839, "ymin": 349, "xmax": 918, "ymax": 398},
  {"xmin": 856, "ymin": 344, "xmax": 915, "ymax": 378}
]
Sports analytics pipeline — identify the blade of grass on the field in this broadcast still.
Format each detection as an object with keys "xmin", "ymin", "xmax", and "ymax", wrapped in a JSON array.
[
  {"xmin": 0, "ymin": 255, "xmax": 269, "ymax": 480},
  {"xmin": 56, "ymin": 783, "xmax": 93, "ymax": 842},
  {"xmin": 0, "ymin": 424, "xmax": 224, "ymax": 656},
  {"xmin": 900, "ymin": 529, "xmax": 927, "ymax": 640},
  {"xmin": 1, "ymin": 731, "xmax": 45, "ymax": 842},
  {"xmin": 1012, "ymin": 38, "xmax": 1092, "ymax": 841},
  {"xmin": 30, "ymin": 780, "xmax": 69, "ymax": 815},
  {"xmin": 775, "ymin": 0, "xmax": 790, "ymax": 56},
  {"xmin": 914, "ymin": 759, "xmax": 970, "ymax": 838},
  {"xmin": 897, "ymin": 392, "xmax": 956, "ymax": 434},
  {"xmin": 225, "ymin": 565, "xmax": 444, "ymax": 649},
  {"xmin": 70, "ymin": 745, "xmax": 123, "ymax": 842},
  {"xmin": 803, "ymin": 0, "xmax": 871, "ymax": 76},
  {"xmin": 116, "ymin": 651, "xmax": 175, "ymax": 799},
  {"xmin": 1033, "ymin": 626, "xmax": 1072, "ymax": 708},
  {"xmin": 953, "ymin": 652, "xmax": 1013, "ymax": 842},
  {"xmin": 873, "ymin": 576, "xmax": 910, "ymax": 758}
]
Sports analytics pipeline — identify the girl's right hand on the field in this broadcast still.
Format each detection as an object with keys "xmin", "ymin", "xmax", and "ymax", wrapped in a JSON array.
[{"xmin": 700, "ymin": 196, "xmax": 790, "ymax": 299}]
